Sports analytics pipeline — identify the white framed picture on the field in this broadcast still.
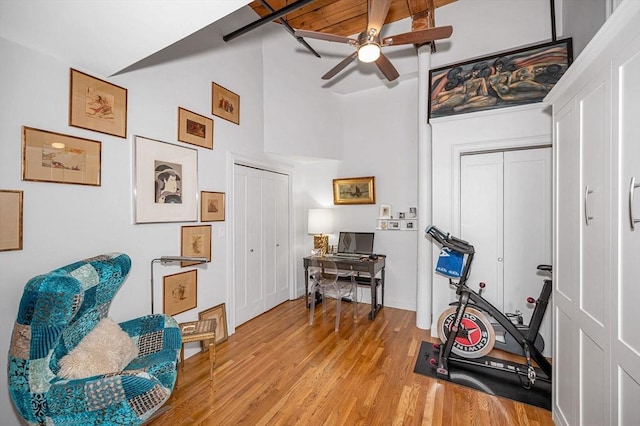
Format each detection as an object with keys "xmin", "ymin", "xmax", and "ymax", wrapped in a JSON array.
[
  {"xmin": 401, "ymin": 219, "xmax": 417, "ymax": 230},
  {"xmin": 387, "ymin": 220, "xmax": 400, "ymax": 230},
  {"xmin": 379, "ymin": 204, "xmax": 391, "ymax": 219},
  {"xmin": 133, "ymin": 135, "xmax": 198, "ymax": 224}
]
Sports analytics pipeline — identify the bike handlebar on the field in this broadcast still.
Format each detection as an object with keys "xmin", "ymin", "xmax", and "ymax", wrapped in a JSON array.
[{"xmin": 425, "ymin": 225, "xmax": 475, "ymax": 254}]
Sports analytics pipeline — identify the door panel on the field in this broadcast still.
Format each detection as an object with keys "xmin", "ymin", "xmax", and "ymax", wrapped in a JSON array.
[{"xmin": 461, "ymin": 152, "xmax": 504, "ymax": 310}]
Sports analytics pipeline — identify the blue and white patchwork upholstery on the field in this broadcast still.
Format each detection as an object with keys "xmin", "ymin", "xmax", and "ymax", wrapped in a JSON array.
[{"xmin": 8, "ymin": 253, "xmax": 182, "ymax": 425}]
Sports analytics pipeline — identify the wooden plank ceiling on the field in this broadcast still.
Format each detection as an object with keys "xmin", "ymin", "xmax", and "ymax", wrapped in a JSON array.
[{"xmin": 248, "ymin": 0, "xmax": 457, "ymax": 37}]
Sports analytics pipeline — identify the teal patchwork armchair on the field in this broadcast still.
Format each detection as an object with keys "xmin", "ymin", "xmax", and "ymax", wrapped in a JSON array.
[{"xmin": 8, "ymin": 253, "xmax": 182, "ymax": 425}]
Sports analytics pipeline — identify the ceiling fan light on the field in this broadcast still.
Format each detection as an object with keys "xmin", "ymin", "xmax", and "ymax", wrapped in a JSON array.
[{"xmin": 358, "ymin": 43, "xmax": 380, "ymax": 63}]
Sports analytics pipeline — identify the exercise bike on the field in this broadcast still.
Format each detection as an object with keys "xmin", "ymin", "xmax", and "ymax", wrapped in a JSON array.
[{"xmin": 425, "ymin": 225, "xmax": 552, "ymax": 389}]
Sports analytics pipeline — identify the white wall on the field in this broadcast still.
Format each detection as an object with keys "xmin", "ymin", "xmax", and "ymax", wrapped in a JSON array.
[{"xmin": 0, "ymin": 22, "xmax": 270, "ymax": 423}]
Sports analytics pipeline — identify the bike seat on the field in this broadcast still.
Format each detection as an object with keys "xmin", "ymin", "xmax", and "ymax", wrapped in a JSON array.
[{"xmin": 537, "ymin": 264, "xmax": 552, "ymax": 272}]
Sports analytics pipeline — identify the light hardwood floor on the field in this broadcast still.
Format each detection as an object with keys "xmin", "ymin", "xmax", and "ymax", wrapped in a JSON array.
[{"xmin": 149, "ymin": 299, "xmax": 553, "ymax": 425}]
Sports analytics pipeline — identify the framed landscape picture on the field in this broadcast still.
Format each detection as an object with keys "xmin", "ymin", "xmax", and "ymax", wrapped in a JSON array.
[
  {"xmin": 69, "ymin": 68, "xmax": 128, "ymax": 138},
  {"xmin": 428, "ymin": 38, "xmax": 573, "ymax": 120},
  {"xmin": 133, "ymin": 135, "xmax": 198, "ymax": 224},
  {"xmin": 178, "ymin": 107, "xmax": 213, "ymax": 149},
  {"xmin": 0, "ymin": 190, "xmax": 23, "ymax": 251},
  {"xmin": 333, "ymin": 176, "xmax": 375, "ymax": 205},
  {"xmin": 163, "ymin": 270, "xmax": 197, "ymax": 316},
  {"xmin": 200, "ymin": 191, "xmax": 225, "ymax": 222},
  {"xmin": 181, "ymin": 225, "xmax": 212, "ymax": 267},
  {"xmin": 211, "ymin": 82, "xmax": 240, "ymax": 125},
  {"xmin": 22, "ymin": 126, "xmax": 101, "ymax": 186}
]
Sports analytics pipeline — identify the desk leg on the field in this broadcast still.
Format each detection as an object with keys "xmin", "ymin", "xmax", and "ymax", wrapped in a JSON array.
[
  {"xmin": 304, "ymin": 265, "xmax": 309, "ymax": 308},
  {"xmin": 180, "ymin": 344, "xmax": 185, "ymax": 371},
  {"xmin": 368, "ymin": 275, "xmax": 377, "ymax": 320}
]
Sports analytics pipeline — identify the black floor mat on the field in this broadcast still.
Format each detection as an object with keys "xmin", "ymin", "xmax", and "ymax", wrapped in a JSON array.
[{"xmin": 414, "ymin": 341, "xmax": 551, "ymax": 411}]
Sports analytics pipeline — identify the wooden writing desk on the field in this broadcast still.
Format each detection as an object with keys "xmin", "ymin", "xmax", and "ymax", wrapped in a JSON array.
[{"xmin": 303, "ymin": 255, "xmax": 385, "ymax": 320}]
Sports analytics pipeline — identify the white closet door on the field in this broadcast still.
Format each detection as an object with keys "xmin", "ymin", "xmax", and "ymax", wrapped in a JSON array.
[
  {"xmin": 461, "ymin": 148, "xmax": 552, "ymax": 343},
  {"xmin": 503, "ymin": 148, "xmax": 552, "ymax": 334},
  {"xmin": 614, "ymin": 35, "xmax": 640, "ymax": 425},
  {"xmin": 272, "ymin": 173, "xmax": 290, "ymax": 309},
  {"xmin": 234, "ymin": 165, "xmax": 265, "ymax": 326},
  {"xmin": 461, "ymin": 152, "xmax": 504, "ymax": 310}
]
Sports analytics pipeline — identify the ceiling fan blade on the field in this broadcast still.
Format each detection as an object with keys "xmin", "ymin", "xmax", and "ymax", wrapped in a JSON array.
[
  {"xmin": 375, "ymin": 52, "xmax": 399, "ymax": 81},
  {"xmin": 294, "ymin": 29, "xmax": 357, "ymax": 45},
  {"xmin": 367, "ymin": 0, "xmax": 392, "ymax": 36},
  {"xmin": 382, "ymin": 25, "xmax": 453, "ymax": 46},
  {"xmin": 322, "ymin": 52, "xmax": 358, "ymax": 80}
]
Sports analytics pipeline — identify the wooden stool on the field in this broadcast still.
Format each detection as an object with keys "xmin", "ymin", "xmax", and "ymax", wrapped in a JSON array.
[{"xmin": 179, "ymin": 318, "xmax": 216, "ymax": 380}]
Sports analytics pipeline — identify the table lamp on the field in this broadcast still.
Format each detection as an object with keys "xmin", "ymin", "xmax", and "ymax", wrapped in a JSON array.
[
  {"xmin": 150, "ymin": 256, "xmax": 207, "ymax": 314},
  {"xmin": 308, "ymin": 208, "xmax": 333, "ymax": 255}
]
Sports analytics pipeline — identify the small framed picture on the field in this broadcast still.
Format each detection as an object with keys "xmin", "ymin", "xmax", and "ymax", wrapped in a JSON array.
[
  {"xmin": 181, "ymin": 225, "xmax": 212, "ymax": 266},
  {"xmin": 198, "ymin": 303, "xmax": 229, "ymax": 348},
  {"xmin": 0, "ymin": 190, "xmax": 23, "ymax": 251},
  {"xmin": 398, "ymin": 212, "xmax": 406, "ymax": 219},
  {"xmin": 22, "ymin": 126, "xmax": 101, "ymax": 186},
  {"xmin": 377, "ymin": 219, "xmax": 388, "ymax": 230},
  {"xmin": 388, "ymin": 220, "xmax": 400, "ymax": 230},
  {"xmin": 178, "ymin": 107, "xmax": 213, "ymax": 149},
  {"xmin": 163, "ymin": 270, "xmax": 197, "ymax": 316},
  {"xmin": 409, "ymin": 207, "xmax": 417, "ymax": 218},
  {"xmin": 401, "ymin": 219, "xmax": 417, "ymax": 230},
  {"xmin": 379, "ymin": 204, "xmax": 391, "ymax": 219},
  {"xmin": 212, "ymin": 82, "xmax": 240, "ymax": 125},
  {"xmin": 201, "ymin": 191, "xmax": 225, "ymax": 222},
  {"xmin": 69, "ymin": 68, "xmax": 127, "ymax": 138}
]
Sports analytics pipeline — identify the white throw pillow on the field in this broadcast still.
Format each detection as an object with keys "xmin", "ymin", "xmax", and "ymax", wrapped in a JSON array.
[{"xmin": 58, "ymin": 317, "xmax": 139, "ymax": 379}]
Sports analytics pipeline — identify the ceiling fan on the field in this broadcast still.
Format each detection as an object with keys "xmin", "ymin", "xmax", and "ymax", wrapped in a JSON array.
[{"xmin": 294, "ymin": 0, "xmax": 453, "ymax": 81}]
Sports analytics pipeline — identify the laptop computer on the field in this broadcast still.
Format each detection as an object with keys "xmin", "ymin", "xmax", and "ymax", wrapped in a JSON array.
[{"xmin": 334, "ymin": 232, "xmax": 375, "ymax": 258}]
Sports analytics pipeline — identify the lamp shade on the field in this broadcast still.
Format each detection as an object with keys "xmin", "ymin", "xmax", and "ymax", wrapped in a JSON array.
[{"xmin": 308, "ymin": 208, "xmax": 333, "ymax": 235}]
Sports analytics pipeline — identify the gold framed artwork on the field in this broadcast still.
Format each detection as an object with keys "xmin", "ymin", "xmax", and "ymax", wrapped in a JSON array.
[
  {"xmin": 22, "ymin": 126, "xmax": 101, "ymax": 186},
  {"xmin": 69, "ymin": 68, "xmax": 128, "ymax": 138},
  {"xmin": 178, "ymin": 107, "xmax": 214, "ymax": 150},
  {"xmin": 181, "ymin": 225, "xmax": 212, "ymax": 267},
  {"xmin": 198, "ymin": 303, "xmax": 228, "ymax": 349},
  {"xmin": 0, "ymin": 190, "xmax": 23, "ymax": 251},
  {"xmin": 333, "ymin": 176, "xmax": 376, "ymax": 205},
  {"xmin": 133, "ymin": 135, "xmax": 198, "ymax": 223},
  {"xmin": 211, "ymin": 82, "xmax": 239, "ymax": 125},
  {"xmin": 163, "ymin": 269, "xmax": 197, "ymax": 316},
  {"xmin": 200, "ymin": 191, "xmax": 225, "ymax": 222}
]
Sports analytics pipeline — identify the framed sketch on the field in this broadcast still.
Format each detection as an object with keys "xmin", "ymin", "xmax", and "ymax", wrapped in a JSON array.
[
  {"xmin": 22, "ymin": 126, "xmax": 101, "ymax": 186},
  {"xmin": 429, "ymin": 38, "xmax": 573, "ymax": 120},
  {"xmin": 201, "ymin": 191, "xmax": 225, "ymax": 222},
  {"xmin": 178, "ymin": 107, "xmax": 214, "ymax": 149},
  {"xmin": 198, "ymin": 303, "xmax": 229, "ymax": 349},
  {"xmin": 333, "ymin": 176, "xmax": 375, "ymax": 205},
  {"xmin": 0, "ymin": 190, "xmax": 23, "ymax": 251},
  {"xmin": 379, "ymin": 204, "xmax": 391, "ymax": 219},
  {"xmin": 181, "ymin": 225, "xmax": 211, "ymax": 266},
  {"xmin": 133, "ymin": 135, "xmax": 198, "ymax": 224},
  {"xmin": 387, "ymin": 220, "xmax": 400, "ymax": 230},
  {"xmin": 211, "ymin": 82, "xmax": 240, "ymax": 125},
  {"xmin": 69, "ymin": 68, "xmax": 127, "ymax": 138},
  {"xmin": 163, "ymin": 270, "xmax": 197, "ymax": 316}
]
